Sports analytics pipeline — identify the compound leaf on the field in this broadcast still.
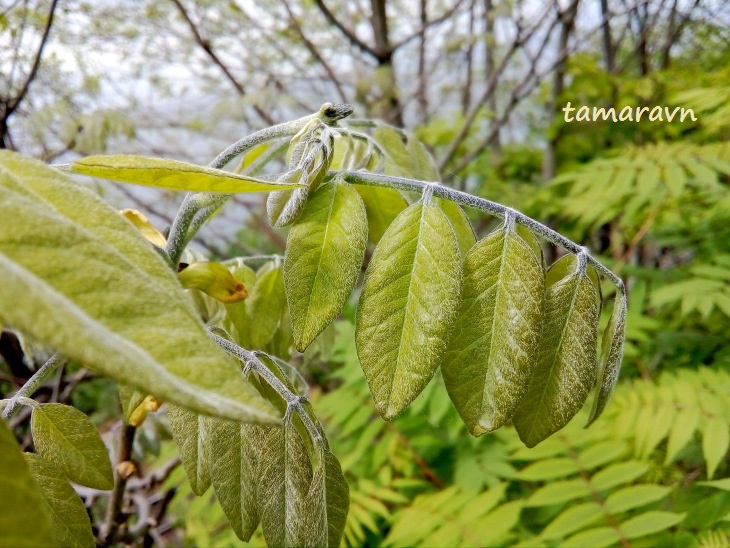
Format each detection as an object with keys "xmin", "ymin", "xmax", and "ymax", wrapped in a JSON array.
[
  {"xmin": 442, "ymin": 220, "xmax": 543, "ymax": 435},
  {"xmin": 24, "ymin": 454, "xmax": 94, "ymax": 548},
  {"xmin": 31, "ymin": 404, "xmax": 113, "ymax": 490},
  {"xmin": 0, "ymin": 151, "xmax": 277, "ymax": 424},
  {"xmin": 0, "ymin": 419, "xmax": 54, "ymax": 548},
  {"xmin": 71, "ymin": 155, "xmax": 300, "ymax": 193},
  {"xmin": 356, "ymin": 200, "xmax": 461, "ymax": 419},
  {"xmin": 285, "ymin": 181, "xmax": 368, "ymax": 351},
  {"xmin": 513, "ymin": 254, "xmax": 601, "ymax": 447}
]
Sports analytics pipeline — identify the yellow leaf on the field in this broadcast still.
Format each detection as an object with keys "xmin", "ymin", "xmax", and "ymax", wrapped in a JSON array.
[
  {"xmin": 179, "ymin": 262, "xmax": 249, "ymax": 304},
  {"xmin": 119, "ymin": 208, "xmax": 167, "ymax": 247},
  {"xmin": 71, "ymin": 155, "xmax": 303, "ymax": 193}
]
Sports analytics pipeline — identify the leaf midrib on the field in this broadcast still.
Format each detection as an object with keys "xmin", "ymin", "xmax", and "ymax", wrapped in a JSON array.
[
  {"xmin": 37, "ymin": 409, "xmax": 103, "ymax": 485},
  {"xmin": 387, "ymin": 203, "xmax": 428, "ymax": 415},
  {"xmin": 301, "ymin": 184, "xmax": 338, "ymax": 334},
  {"xmin": 524, "ymin": 272, "xmax": 585, "ymax": 441},
  {"xmin": 479, "ymin": 229, "xmax": 512, "ymax": 420}
]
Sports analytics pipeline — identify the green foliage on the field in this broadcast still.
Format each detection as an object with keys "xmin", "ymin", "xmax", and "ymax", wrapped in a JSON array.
[
  {"xmin": 71, "ymin": 154, "xmax": 301, "ymax": 193},
  {"xmin": 513, "ymin": 255, "xmax": 602, "ymax": 447},
  {"xmin": 285, "ymin": 180, "xmax": 368, "ymax": 350},
  {"xmin": 0, "ymin": 104, "xmax": 672, "ymax": 548},
  {"xmin": 316, "ymin": 339, "xmax": 730, "ymax": 547},
  {"xmin": 442, "ymin": 218, "xmax": 544, "ymax": 435},
  {"xmin": 356, "ymin": 198, "xmax": 462, "ymax": 420},
  {"xmin": 651, "ymin": 254, "xmax": 730, "ymax": 319},
  {"xmin": 31, "ymin": 403, "xmax": 113, "ymax": 490},
  {"xmin": 24, "ymin": 453, "xmax": 95, "ymax": 548},
  {"xmin": 0, "ymin": 151, "xmax": 278, "ymax": 424},
  {"xmin": 0, "ymin": 419, "xmax": 54, "ymax": 548},
  {"xmin": 548, "ymin": 142, "xmax": 730, "ymax": 234},
  {"xmin": 207, "ymin": 420, "xmax": 268, "ymax": 540}
]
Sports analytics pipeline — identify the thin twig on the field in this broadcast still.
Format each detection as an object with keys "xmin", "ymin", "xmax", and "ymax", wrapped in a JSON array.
[
  {"xmin": 101, "ymin": 424, "xmax": 137, "ymax": 546},
  {"xmin": 169, "ymin": 0, "xmax": 274, "ymax": 125},
  {"xmin": 312, "ymin": 0, "xmax": 378, "ymax": 58}
]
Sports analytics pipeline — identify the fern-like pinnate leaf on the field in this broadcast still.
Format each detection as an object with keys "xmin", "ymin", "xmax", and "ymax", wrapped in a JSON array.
[
  {"xmin": 442, "ymin": 219, "xmax": 544, "ymax": 435},
  {"xmin": 513, "ymin": 254, "xmax": 601, "ymax": 447},
  {"xmin": 285, "ymin": 180, "xmax": 368, "ymax": 351},
  {"xmin": 356, "ymin": 198, "xmax": 461, "ymax": 420}
]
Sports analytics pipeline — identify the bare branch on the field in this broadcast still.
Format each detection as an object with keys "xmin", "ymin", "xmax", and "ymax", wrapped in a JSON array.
[
  {"xmin": 438, "ymin": 4, "xmax": 556, "ymax": 171},
  {"xmin": 313, "ymin": 0, "xmax": 379, "ymax": 59},
  {"xmin": 169, "ymin": 0, "xmax": 275, "ymax": 125},
  {"xmin": 392, "ymin": 0, "xmax": 467, "ymax": 52},
  {"xmin": 1, "ymin": 0, "xmax": 59, "ymax": 149},
  {"xmin": 282, "ymin": 0, "xmax": 348, "ymax": 103}
]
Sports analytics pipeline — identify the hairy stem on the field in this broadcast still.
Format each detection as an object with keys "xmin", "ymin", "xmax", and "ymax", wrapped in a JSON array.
[
  {"xmin": 2, "ymin": 353, "xmax": 64, "ymax": 419},
  {"xmin": 209, "ymin": 331, "xmax": 323, "ymax": 445},
  {"xmin": 338, "ymin": 170, "xmax": 625, "ymax": 295},
  {"xmin": 165, "ymin": 104, "xmax": 353, "ymax": 266}
]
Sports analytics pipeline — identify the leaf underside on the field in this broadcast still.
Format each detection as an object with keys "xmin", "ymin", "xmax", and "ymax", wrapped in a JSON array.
[
  {"xmin": 356, "ymin": 200, "xmax": 462, "ymax": 420},
  {"xmin": 586, "ymin": 290, "xmax": 627, "ymax": 426},
  {"xmin": 167, "ymin": 405, "xmax": 211, "ymax": 496},
  {"xmin": 258, "ymin": 425, "xmax": 348, "ymax": 547},
  {"xmin": 513, "ymin": 254, "xmax": 602, "ymax": 447},
  {"xmin": 207, "ymin": 419, "xmax": 270, "ymax": 541},
  {"xmin": 442, "ymin": 222, "xmax": 544, "ymax": 435}
]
